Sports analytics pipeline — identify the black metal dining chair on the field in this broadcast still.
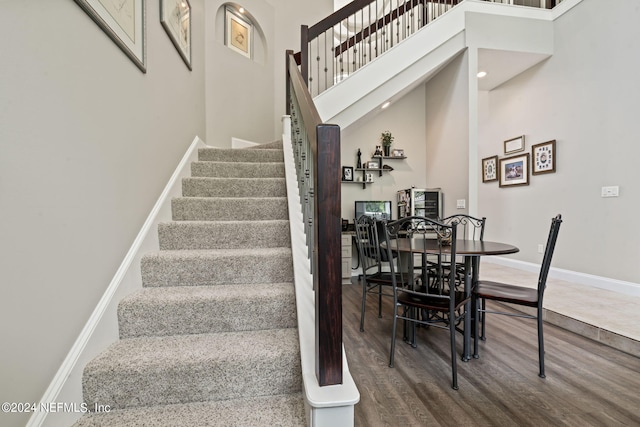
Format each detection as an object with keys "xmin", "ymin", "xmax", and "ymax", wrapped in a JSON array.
[
  {"xmin": 438, "ymin": 214, "xmax": 486, "ymax": 287},
  {"xmin": 383, "ymin": 216, "xmax": 468, "ymax": 390},
  {"xmin": 473, "ymin": 214, "xmax": 562, "ymax": 378},
  {"xmin": 354, "ymin": 215, "xmax": 408, "ymax": 332}
]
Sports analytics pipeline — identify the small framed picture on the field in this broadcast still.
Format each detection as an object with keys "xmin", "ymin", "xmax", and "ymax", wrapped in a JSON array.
[
  {"xmin": 342, "ymin": 166, "xmax": 354, "ymax": 181},
  {"xmin": 504, "ymin": 135, "xmax": 525, "ymax": 155},
  {"xmin": 225, "ymin": 8, "xmax": 252, "ymax": 58},
  {"xmin": 392, "ymin": 148, "xmax": 405, "ymax": 157},
  {"xmin": 532, "ymin": 140, "xmax": 556, "ymax": 175},
  {"xmin": 482, "ymin": 155, "xmax": 498, "ymax": 183},
  {"xmin": 366, "ymin": 161, "xmax": 379, "ymax": 169},
  {"xmin": 499, "ymin": 153, "xmax": 530, "ymax": 188}
]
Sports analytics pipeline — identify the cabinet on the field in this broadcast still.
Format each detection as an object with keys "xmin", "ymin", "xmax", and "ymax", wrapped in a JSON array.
[
  {"xmin": 341, "ymin": 233, "xmax": 353, "ymax": 284},
  {"xmin": 397, "ymin": 188, "xmax": 443, "ymax": 220}
]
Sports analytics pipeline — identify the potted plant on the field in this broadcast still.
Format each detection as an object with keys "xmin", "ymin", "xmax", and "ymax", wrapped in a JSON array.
[{"xmin": 381, "ymin": 130, "xmax": 394, "ymax": 157}]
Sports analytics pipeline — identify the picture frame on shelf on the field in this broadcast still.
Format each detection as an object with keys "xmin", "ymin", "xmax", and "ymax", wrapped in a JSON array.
[
  {"xmin": 532, "ymin": 140, "xmax": 556, "ymax": 175},
  {"xmin": 225, "ymin": 8, "xmax": 252, "ymax": 58},
  {"xmin": 342, "ymin": 166, "xmax": 354, "ymax": 182},
  {"xmin": 499, "ymin": 153, "xmax": 530, "ymax": 188},
  {"xmin": 366, "ymin": 161, "xmax": 379, "ymax": 169},
  {"xmin": 161, "ymin": 0, "xmax": 192, "ymax": 70},
  {"xmin": 73, "ymin": 0, "xmax": 146, "ymax": 72},
  {"xmin": 482, "ymin": 155, "xmax": 498, "ymax": 183},
  {"xmin": 504, "ymin": 135, "xmax": 525, "ymax": 154},
  {"xmin": 391, "ymin": 148, "xmax": 405, "ymax": 157}
]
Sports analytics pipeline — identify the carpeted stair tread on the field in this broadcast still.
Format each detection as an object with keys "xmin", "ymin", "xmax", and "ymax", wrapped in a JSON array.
[
  {"xmin": 183, "ymin": 177, "xmax": 286, "ymax": 198},
  {"xmin": 118, "ymin": 283, "xmax": 297, "ymax": 338},
  {"xmin": 171, "ymin": 197, "xmax": 289, "ymax": 221},
  {"xmin": 72, "ymin": 393, "xmax": 305, "ymax": 427},
  {"xmin": 198, "ymin": 147, "xmax": 284, "ymax": 163},
  {"xmin": 191, "ymin": 161, "xmax": 285, "ymax": 178},
  {"xmin": 82, "ymin": 329, "xmax": 301, "ymax": 410},
  {"xmin": 158, "ymin": 220, "xmax": 291, "ymax": 250},
  {"xmin": 141, "ymin": 248, "xmax": 294, "ymax": 287}
]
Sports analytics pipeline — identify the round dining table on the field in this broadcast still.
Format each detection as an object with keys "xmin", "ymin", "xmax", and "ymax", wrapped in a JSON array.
[{"xmin": 386, "ymin": 238, "xmax": 519, "ymax": 361}]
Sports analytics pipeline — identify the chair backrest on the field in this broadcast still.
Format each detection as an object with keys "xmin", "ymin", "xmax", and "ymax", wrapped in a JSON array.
[
  {"xmin": 383, "ymin": 216, "xmax": 458, "ymax": 298},
  {"xmin": 538, "ymin": 214, "xmax": 563, "ymax": 300},
  {"xmin": 440, "ymin": 214, "xmax": 486, "ymax": 241},
  {"xmin": 355, "ymin": 215, "xmax": 385, "ymax": 276}
]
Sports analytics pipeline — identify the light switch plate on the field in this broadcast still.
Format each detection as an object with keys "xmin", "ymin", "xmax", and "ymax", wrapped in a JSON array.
[
  {"xmin": 601, "ymin": 186, "xmax": 619, "ymax": 197},
  {"xmin": 456, "ymin": 199, "xmax": 466, "ymax": 209}
]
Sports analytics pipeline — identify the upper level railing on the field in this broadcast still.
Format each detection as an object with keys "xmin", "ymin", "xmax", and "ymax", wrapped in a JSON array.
[
  {"xmin": 285, "ymin": 50, "xmax": 343, "ymax": 387},
  {"xmin": 298, "ymin": 0, "xmax": 559, "ymax": 97}
]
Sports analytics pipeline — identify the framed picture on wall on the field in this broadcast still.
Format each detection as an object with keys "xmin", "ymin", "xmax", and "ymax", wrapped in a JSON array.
[
  {"xmin": 161, "ymin": 0, "xmax": 192, "ymax": 70},
  {"xmin": 225, "ymin": 8, "xmax": 252, "ymax": 58},
  {"xmin": 342, "ymin": 166, "xmax": 354, "ymax": 182},
  {"xmin": 366, "ymin": 161, "xmax": 379, "ymax": 169},
  {"xmin": 482, "ymin": 155, "xmax": 498, "ymax": 182},
  {"xmin": 499, "ymin": 153, "xmax": 530, "ymax": 188},
  {"xmin": 532, "ymin": 140, "xmax": 556, "ymax": 175},
  {"xmin": 504, "ymin": 135, "xmax": 525, "ymax": 155},
  {"xmin": 73, "ymin": 0, "xmax": 146, "ymax": 72}
]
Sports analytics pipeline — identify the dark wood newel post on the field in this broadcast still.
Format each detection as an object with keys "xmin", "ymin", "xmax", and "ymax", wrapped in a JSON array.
[
  {"xmin": 300, "ymin": 25, "xmax": 309, "ymax": 86},
  {"xmin": 285, "ymin": 50, "xmax": 292, "ymax": 115},
  {"xmin": 315, "ymin": 124, "xmax": 343, "ymax": 386}
]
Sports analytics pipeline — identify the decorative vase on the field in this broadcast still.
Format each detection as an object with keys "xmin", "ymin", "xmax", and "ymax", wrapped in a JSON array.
[{"xmin": 383, "ymin": 145, "xmax": 390, "ymax": 157}]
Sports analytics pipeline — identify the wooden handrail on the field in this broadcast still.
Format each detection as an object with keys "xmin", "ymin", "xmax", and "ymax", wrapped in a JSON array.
[{"xmin": 286, "ymin": 50, "xmax": 343, "ymax": 386}]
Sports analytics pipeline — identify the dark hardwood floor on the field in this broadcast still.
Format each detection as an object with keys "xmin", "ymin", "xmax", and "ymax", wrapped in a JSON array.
[{"xmin": 342, "ymin": 282, "xmax": 640, "ymax": 426}]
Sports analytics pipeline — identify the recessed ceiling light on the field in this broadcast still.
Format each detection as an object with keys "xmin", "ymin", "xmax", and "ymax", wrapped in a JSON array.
[
  {"xmin": 477, "ymin": 71, "xmax": 487, "ymax": 78},
  {"xmin": 239, "ymin": 7, "xmax": 245, "ymax": 13},
  {"xmin": 381, "ymin": 101, "xmax": 391, "ymax": 109}
]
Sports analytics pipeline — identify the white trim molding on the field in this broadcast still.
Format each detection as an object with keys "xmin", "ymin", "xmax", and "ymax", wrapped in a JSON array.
[{"xmin": 484, "ymin": 256, "xmax": 640, "ymax": 297}]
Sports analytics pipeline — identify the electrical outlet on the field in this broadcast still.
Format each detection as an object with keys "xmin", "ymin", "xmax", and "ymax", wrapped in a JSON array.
[{"xmin": 537, "ymin": 244, "xmax": 544, "ymax": 254}]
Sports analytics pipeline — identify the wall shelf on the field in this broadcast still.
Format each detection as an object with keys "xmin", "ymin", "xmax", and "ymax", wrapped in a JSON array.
[{"xmin": 341, "ymin": 154, "xmax": 406, "ymax": 189}]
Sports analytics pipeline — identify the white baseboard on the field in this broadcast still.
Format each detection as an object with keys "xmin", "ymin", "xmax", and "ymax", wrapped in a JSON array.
[
  {"xmin": 483, "ymin": 256, "xmax": 640, "ymax": 297},
  {"xmin": 28, "ymin": 136, "xmax": 208, "ymax": 427}
]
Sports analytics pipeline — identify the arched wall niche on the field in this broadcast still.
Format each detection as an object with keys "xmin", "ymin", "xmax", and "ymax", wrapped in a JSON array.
[{"xmin": 215, "ymin": 3, "xmax": 267, "ymax": 65}]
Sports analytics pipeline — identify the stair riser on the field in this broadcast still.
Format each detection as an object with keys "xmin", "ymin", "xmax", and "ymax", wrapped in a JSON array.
[
  {"xmin": 198, "ymin": 148, "xmax": 284, "ymax": 163},
  {"xmin": 182, "ymin": 178, "xmax": 286, "ymax": 198},
  {"xmin": 191, "ymin": 162, "xmax": 285, "ymax": 178},
  {"xmin": 118, "ymin": 285, "xmax": 297, "ymax": 338},
  {"xmin": 171, "ymin": 197, "xmax": 289, "ymax": 221},
  {"xmin": 158, "ymin": 221, "xmax": 291, "ymax": 250},
  {"xmin": 141, "ymin": 251, "xmax": 294, "ymax": 287}
]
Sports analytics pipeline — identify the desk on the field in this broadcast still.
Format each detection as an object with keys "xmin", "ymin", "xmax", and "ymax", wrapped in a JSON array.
[{"xmin": 387, "ymin": 239, "xmax": 519, "ymax": 361}]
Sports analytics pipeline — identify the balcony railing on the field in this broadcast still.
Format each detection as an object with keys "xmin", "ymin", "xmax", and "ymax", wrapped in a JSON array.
[{"xmin": 298, "ymin": 0, "xmax": 559, "ymax": 97}]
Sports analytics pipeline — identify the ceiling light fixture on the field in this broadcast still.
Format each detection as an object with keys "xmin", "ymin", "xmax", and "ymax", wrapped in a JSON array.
[
  {"xmin": 381, "ymin": 101, "xmax": 391, "ymax": 109},
  {"xmin": 239, "ymin": 7, "xmax": 245, "ymax": 13},
  {"xmin": 477, "ymin": 71, "xmax": 487, "ymax": 78}
]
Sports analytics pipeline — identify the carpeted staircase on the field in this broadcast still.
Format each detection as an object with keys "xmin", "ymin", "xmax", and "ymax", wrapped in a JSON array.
[{"xmin": 73, "ymin": 142, "xmax": 306, "ymax": 426}]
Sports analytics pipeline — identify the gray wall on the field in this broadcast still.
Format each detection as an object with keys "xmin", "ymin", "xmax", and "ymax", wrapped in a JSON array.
[
  {"xmin": 205, "ymin": 0, "xmax": 334, "ymax": 145},
  {"xmin": 0, "ymin": 1, "xmax": 206, "ymax": 426},
  {"xmin": 422, "ymin": 0, "xmax": 639, "ymax": 284},
  {"xmin": 477, "ymin": 0, "xmax": 640, "ymax": 283},
  {"xmin": 340, "ymin": 86, "xmax": 428, "ymax": 220}
]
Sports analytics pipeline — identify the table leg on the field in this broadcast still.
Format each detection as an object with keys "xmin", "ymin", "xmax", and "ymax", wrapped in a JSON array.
[{"xmin": 462, "ymin": 256, "xmax": 472, "ymax": 362}]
